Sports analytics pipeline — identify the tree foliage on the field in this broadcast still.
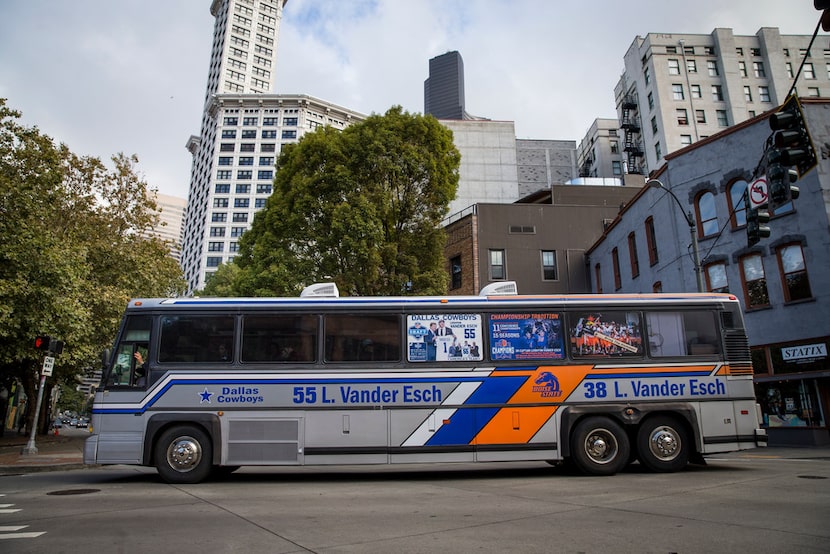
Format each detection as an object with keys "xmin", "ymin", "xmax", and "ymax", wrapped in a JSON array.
[
  {"xmin": 214, "ymin": 106, "xmax": 460, "ymax": 297},
  {"xmin": 0, "ymin": 98, "xmax": 184, "ymax": 431}
]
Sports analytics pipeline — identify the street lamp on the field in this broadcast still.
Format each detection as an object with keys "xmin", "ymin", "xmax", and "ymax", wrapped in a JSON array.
[{"xmin": 646, "ymin": 179, "xmax": 704, "ymax": 293}]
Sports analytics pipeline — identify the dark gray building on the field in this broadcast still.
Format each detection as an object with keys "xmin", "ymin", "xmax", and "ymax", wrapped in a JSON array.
[
  {"xmin": 425, "ymin": 51, "xmax": 468, "ymax": 120},
  {"xmin": 587, "ymin": 99, "xmax": 830, "ymax": 447}
]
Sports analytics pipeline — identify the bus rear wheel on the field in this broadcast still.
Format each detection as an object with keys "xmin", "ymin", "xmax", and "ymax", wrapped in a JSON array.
[
  {"xmin": 155, "ymin": 425, "xmax": 213, "ymax": 484},
  {"xmin": 570, "ymin": 416, "xmax": 629, "ymax": 476},
  {"xmin": 637, "ymin": 415, "xmax": 689, "ymax": 473}
]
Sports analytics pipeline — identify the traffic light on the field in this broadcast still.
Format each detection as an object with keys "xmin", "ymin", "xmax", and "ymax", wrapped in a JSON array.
[
  {"xmin": 816, "ymin": 0, "xmax": 830, "ymax": 32},
  {"xmin": 34, "ymin": 335, "xmax": 52, "ymax": 351},
  {"xmin": 746, "ymin": 201, "xmax": 770, "ymax": 247},
  {"xmin": 33, "ymin": 335, "xmax": 63, "ymax": 353},
  {"xmin": 767, "ymin": 94, "xmax": 815, "ymax": 210}
]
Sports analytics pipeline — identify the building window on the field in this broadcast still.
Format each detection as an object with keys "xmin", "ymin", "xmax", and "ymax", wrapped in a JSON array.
[
  {"xmin": 751, "ymin": 48, "xmax": 761, "ymax": 56},
  {"xmin": 208, "ymin": 242, "xmax": 224, "ymax": 252},
  {"xmin": 716, "ymin": 110, "xmax": 729, "ymax": 126},
  {"xmin": 215, "ymin": 184, "xmax": 231, "ymax": 194},
  {"xmin": 541, "ymin": 250, "xmax": 558, "ymax": 281},
  {"xmin": 651, "ymin": 116, "xmax": 658, "ymax": 134},
  {"xmin": 218, "ymin": 157, "xmax": 232, "ymax": 166},
  {"xmin": 680, "ymin": 135, "xmax": 692, "ymax": 146},
  {"xmin": 759, "ymin": 86, "xmax": 771, "ymax": 102},
  {"xmin": 489, "ymin": 249, "xmax": 506, "ymax": 280},
  {"xmin": 672, "ymin": 84, "xmax": 684, "ymax": 100},
  {"xmin": 645, "ymin": 216, "xmax": 658, "ymax": 265},
  {"xmin": 686, "ymin": 59, "xmax": 697, "ymax": 73},
  {"xmin": 594, "ymin": 263, "xmax": 602, "ymax": 293},
  {"xmin": 206, "ymin": 257, "xmax": 222, "ymax": 268},
  {"xmin": 239, "ymin": 156, "xmax": 254, "ymax": 166},
  {"xmin": 282, "ymin": 130, "xmax": 297, "ymax": 139},
  {"xmin": 261, "ymin": 143, "xmax": 276, "ymax": 152},
  {"xmin": 237, "ymin": 170, "xmax": 252, "ymax": 180},
  {"xmin": 262, "ymin": 130, "xmax": 277, "ymax": 139},
  {"xmin": 808, "ymin": 87, "xmax": 820, "ymax": 97},
  {"xmin": 223, "ymin": 117, "xmax": 238, "ymax": 126},
  {"xmin": 744, "ymin": 86, "xmax": 752, "ymax": 102},
  {"xmin": 209, "ymin": 227, "xmax": 225, "ymax": 237},
  {"xmin": 653, "ymin": 281, "xmax": 662, "ymax": 293},
  {"xmin": 259, "ymin": 156, "xmax": 274, "ymax": 166},
  {"xmin": 242, "ymin": 116, "xmax": 258, "ymax": 126},
  {"xmin": 668, "ymin": 59, "xmax": 680, "ymax": 75},
  {"xmin": 222, "ymin": 130, "xmax": 237, "ymax": 139},
  {"xmin": 706, "ymin": 262, "xmax": 729, "ymax": 293},
  {"xmin": 240, "ymin": 143, "xmax": 256, "ymax": 152},
  {"xmin": 231, "ymin": 227, "xmax": 246, "ymax": 237},
  {"xmin": 236, "ymin": 184, "xmax": 251, "ymax": 194},
  {"xmin": 220, "ymin": 143, "xmax": 235, "ymax": 152},
  {"xmin": 711, "ymin": 85, "xmax": 724, "ymax": 101},
  {"xmin": 234, "ymin": 198, "xmax": 250, "ymax": 208},
  {"xmin": 676, "ymin": 108, "xmax": 688, "ymax": 125},
  {"xmin": 696, "ymin": 191, "xmax": 718, "ymax": 238},
  {"xmin": 803, "ymin": 62, "xmax": 815, "ymax": 79},
  {"xmin": 612, "ymin": 247, "xmax": 621, "ymax": 290},
  {"xmin": 241, "ymin": 129, "xmax": 257, "ymax": 139},
  {"xmin": 213, "ymin": 198, "xmax": 228, "ymax": 208},
  {"xmin": 256, "ymin": 184, "xmax": 273, "ymax": 194},
  {"xmin": 263, "ymin": 117, "xmax": 278, "ymax": 126},
  {"xmin": 691, "ymin": 84, "xmax": 702, "ymax": 99},
  {"xmin": 655, "ymin": 141, "xmax": 662, "ymax": 160},
  {"xmin": 257, "ymin": 170, "xmax": 273, "ymax": 180},
  {"xmin": 643, "ymin": 66, "xmax": 651, "ymax": 85},
  {"xmin": 610, "ymin": 140, "xmax": 619, "ymax": 153},
  {"xmin": 707, "ymin": 60, "xmax": 719, "ymax": 76},
  {"xmin": 627, "ymin": 233, "xmax": 640, "ymax": 278},
  {"xmin": 738, "ymin": 61, "xmax": 748, "ymax": 77},
  {"xmin": 217, "ymin": 170, "xmax": 232, "ymax": 179},
  {"xmin": 283, "ymin": 117, "xmax": 298, "ymax": 126},
  {"xmin": 232, "ymin": 213, "xmax": 249, "ymax": 223},
  {"xmin": 751, "ymin": 61, "xmax": 766, "ymax": 78},
  {"xmin": 647, "ymin": 91, "xmax": 654, "ymax": 110},
  {"xmin": 695, "ymin": 109, "xmax": 706, "ymax": 123},
  {"xmin": 450, "ymin": 255, "xmax": 462, "ymax": 289},
  {"xmin": 612, "ymin": 161, "xmax": 622, "ymax": 175},
  {"xmin": 740, "ymin": 254, "xmax": 769, "ymax": 309},
  {"xmin": 729, "ymin": 180, "xmax": 748, "ymax": 228},
  {"xmin": 777, "ymin": 243, "xmax": 812, "ymax": 302}
]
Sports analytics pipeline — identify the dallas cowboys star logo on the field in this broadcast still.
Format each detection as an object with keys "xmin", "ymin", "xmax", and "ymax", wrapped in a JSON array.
[{"xmin": 199, "ymin": 387, "xmax": 214, "ymax": 403}]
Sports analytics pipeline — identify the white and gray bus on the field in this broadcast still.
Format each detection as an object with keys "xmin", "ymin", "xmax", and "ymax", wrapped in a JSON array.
[{"xmin": 84, "ymin": 283, "xmax": 766, "ymax": 483}]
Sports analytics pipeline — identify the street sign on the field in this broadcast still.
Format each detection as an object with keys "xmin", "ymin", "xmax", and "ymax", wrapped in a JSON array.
[
  {"xmin": 749, "ymin": 177, "xmax": 769, "ymax": 209},
  {"xmin": 42, "ymin": 356, "xmax": 55, "ymax": 376}
]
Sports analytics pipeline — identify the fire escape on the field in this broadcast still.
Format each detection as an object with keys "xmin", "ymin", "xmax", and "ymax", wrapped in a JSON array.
[{"xmin": 620, "ymin": 94, "xmax": 645, "ymax": 175}]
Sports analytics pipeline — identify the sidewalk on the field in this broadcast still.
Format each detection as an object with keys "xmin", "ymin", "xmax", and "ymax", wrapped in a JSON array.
[{"xmin": 0, "ymin": 429, "xmax": 88, "ymax": 474}]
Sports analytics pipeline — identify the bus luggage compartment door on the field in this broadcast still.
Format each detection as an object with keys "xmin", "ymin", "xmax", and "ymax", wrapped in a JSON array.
[{"xmin": 225, "ymin": 417, "xmax": 303, "ymax": 465}]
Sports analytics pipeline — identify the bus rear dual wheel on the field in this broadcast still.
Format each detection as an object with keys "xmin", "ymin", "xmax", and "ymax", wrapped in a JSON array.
[{"xmin": 569, "ymin": 415, "xmax": 689, "ymax": 475}]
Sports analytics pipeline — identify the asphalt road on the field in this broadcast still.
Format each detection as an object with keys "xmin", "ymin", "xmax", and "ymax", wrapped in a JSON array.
[{"xmin": 1, "ymin": 449, "xmax": 829, "ymax": 553}]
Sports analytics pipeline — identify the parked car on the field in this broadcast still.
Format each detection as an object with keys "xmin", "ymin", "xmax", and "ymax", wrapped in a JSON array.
[
  {"xmin": 77, "ymin": 418, "xmax": 89, "ymax": 429},
  {"xmin": 52, "ymin": 418, "xmax": 63, "ymax": 428},
  {"xmin": 70, "ymin": 418, "xmax": 78, "ymax": 427}
]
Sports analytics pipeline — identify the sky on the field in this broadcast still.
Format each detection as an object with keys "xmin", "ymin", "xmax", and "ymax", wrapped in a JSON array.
[{"xmin": 0, "ymin": 1, "xmax": 825, "ymax": 199}]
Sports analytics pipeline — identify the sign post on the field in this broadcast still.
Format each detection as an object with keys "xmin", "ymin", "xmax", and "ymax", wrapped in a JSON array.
[{"xmin": 21, "ymin": 355, "xmax": 56, "ymax": 456}]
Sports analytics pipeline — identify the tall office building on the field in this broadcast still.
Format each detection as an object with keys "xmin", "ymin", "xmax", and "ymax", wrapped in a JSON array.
[
  {"xmin": 424, "ymin": 51, "xmax": 471, "ymax": 120},
  {"xmin": 180, "ymin": 0, "xmax": 364, "ymax": 292},
  {"xmin": 615, "ymin": 27, "xmax": 824, "ymax": 175},
  {"xmin": 147, "ymin": 191, "xmax": 187, "ymax": 262}
]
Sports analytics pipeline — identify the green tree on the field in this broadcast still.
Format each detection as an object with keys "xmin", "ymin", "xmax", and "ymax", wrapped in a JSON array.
[
  {"xmin": 221, "ymin": 106, "xmax": 460, "ymax": 297},
  {"xmin": 0, "ymin": 98, "xmax": 184, "ymax": 434}
]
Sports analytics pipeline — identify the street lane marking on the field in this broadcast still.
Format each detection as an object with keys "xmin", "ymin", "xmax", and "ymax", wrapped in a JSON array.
[
  {"xmin": 0, "ymin": 509, "xmax": 21, "ymax": 514},
  {"xmin": 0, "ymin": 532, "xmax": 46, "ymax": 539},
  {"xmin": 0, "ymin": 526, "xmax": 28, "ymax": 532}
]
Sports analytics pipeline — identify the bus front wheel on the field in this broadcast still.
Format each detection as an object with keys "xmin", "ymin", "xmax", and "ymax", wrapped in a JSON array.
[
  {"xmin": 636, "ymin": 415, "xmax": 689, "ymax": 473},
  {"xmin": 570, "ymin": 416, "xmax": 629, "ymax": 476},
  {"xmin": 155, "ymin": 425, "xmax": 213, "ymax": 484}
]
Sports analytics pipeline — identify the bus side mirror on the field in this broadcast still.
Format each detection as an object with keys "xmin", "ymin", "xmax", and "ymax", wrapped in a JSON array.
[{"xmin": 101, "ymin": 348, "xmax": 111, "ymax": 371}]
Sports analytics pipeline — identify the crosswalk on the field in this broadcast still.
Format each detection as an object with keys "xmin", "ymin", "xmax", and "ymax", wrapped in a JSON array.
[{"xmin": 0, "ymin": 495, "xmax": 45, "ymax": 540}]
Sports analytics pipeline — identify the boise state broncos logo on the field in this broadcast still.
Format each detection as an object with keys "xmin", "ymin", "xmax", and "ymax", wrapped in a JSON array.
[{"xmin": 532, "ymin": 371, "xmax": 562, "ymax": 398}]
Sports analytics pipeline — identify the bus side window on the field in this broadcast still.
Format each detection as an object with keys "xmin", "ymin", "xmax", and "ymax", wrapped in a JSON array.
[{"xmin": 646, "ymin": 310, "xmax": 719, "ymax": 357}]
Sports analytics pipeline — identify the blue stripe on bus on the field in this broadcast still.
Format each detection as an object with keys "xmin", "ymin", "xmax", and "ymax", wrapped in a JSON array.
[{"xmin": 425, "ymin": 375, "xmax": 528, "ymax": 446}]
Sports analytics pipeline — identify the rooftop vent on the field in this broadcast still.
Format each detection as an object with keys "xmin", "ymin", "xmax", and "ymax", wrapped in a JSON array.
[
  {"xmin": 479, "ymin": 281, "xmax": 518, "ymax": 296},
  {"xmin": 300, "ymin": 282, "xmax": 340, "ymax": 298}
]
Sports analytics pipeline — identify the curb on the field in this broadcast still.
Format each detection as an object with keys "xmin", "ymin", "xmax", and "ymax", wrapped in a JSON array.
[{"xmin": 0, "ymin": 463, "xmax": 91, "ymax": 475}]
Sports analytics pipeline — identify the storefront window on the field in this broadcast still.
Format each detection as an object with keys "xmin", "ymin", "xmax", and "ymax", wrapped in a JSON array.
[{"xmin": 755, "ymin": 380, "xmax": 825, "ymax": 428}]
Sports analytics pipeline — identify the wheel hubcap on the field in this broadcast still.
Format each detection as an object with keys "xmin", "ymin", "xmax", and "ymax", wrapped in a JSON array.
[
  {"xmin": 166, "ymin": 436, "xmax": 202, "ymax": 472},
  {"xmin": 585, "ymin": 429, "xmax": 618, "ymax": 464},
  {"xmin": 649, "ymin": 427, "xmax": 680, "ymax": 461}
]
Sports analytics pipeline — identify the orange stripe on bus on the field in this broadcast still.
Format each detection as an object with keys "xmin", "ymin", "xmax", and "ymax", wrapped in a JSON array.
[{"xmin": 473, "ymin": 406, "xmax": 557, "ymax": 444}]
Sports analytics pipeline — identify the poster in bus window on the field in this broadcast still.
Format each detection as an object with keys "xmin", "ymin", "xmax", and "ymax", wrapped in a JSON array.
[
  {"xmin": 407, "ymin": 314, "xmax": 483, "ymax": 362},
  {"xmin": 570, "ymin": 311, "xmax": 642, "ymax": 357},
  {"xmin": 489, "ymin": 313, "xmax": 564, "ymax": 360}
]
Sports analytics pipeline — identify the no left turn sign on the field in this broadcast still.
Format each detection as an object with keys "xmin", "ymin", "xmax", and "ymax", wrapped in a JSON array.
[{"xmin": 749, "ymin": 177, "xmax": 768, "ymax": 209}]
